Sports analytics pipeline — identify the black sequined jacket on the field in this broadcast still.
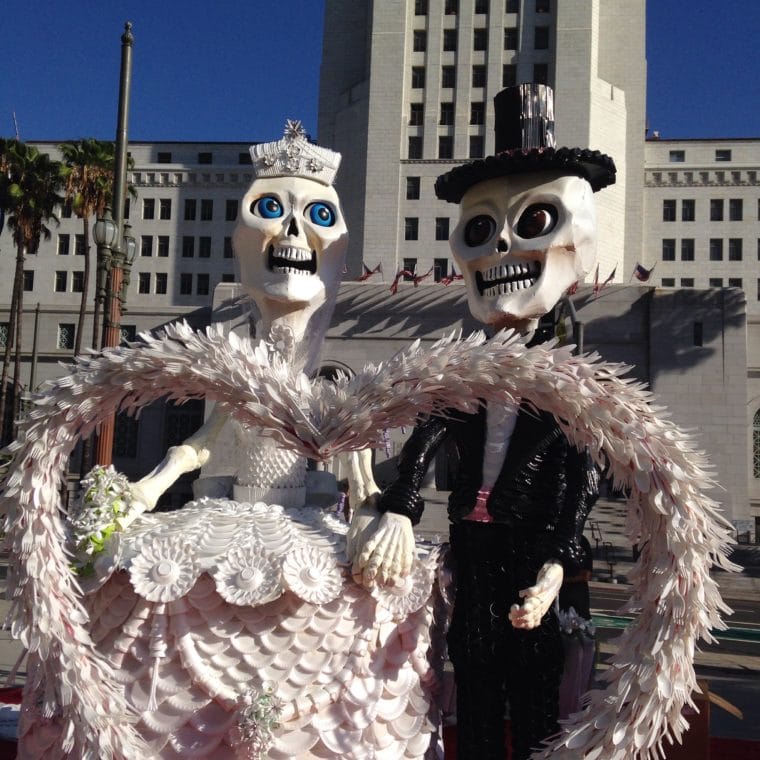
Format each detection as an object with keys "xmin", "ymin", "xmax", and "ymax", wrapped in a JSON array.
[{"xmin": 378, "ymin": 404, "xmax": 599, "ymax": 572}]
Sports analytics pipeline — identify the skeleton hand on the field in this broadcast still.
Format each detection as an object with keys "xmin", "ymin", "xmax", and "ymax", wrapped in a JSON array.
[
  {"xmin": 346, "ymin": 496, "xmax": 382, "ymax": 568},
  {"xmin": 508, "ymin": 560, "xmax": 563, "ymax": 630},
  {"xmin": 352, "ymin": 511, "xmax": 415, "ymax": 588}
]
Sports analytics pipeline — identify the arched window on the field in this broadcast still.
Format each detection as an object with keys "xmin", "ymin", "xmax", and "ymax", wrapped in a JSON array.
[{"xmin": 753, "ymin": 410, "xmax": 760, "ymax": 478}]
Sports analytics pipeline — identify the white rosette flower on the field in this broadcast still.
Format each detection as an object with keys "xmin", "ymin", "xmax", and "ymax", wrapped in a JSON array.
[
  {"xmin": 129, "ymin": 537, "xmax": 201, "ymax": 603},
  {"xmin": 370, "ymin": 559, "xmax": 435, "ymax": 618},
  {"xmin": 281, "ymin": 545, "xmax": 343, "ymax": 605},
  {"xmin": 212, "ymin": 546, "xmax": 283, "ymax": 607}
]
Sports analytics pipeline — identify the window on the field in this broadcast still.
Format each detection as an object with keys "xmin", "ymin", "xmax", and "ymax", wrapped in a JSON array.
[
  {"xmin": 438, "ymin": 136, "xmax": 454, "ymax": 159},
  {"xmin": 504, "ymin": 27, "xmax": 518, "ymax": 50},
  {"xmin": 157, "ymin": 151, "xmax": 172, "ymax": 163},
  {"xmin": 124, "ymin": 198, "xmax": 130, "ymax": 220},
  {"xmin": 445, "ymin": 0, "xmax": 458, "ymax": 13},
  {"xmin": 506, "ymin": 0, "xmax": 519, "ymax": 11},
  {"xmin": 434, "ymin": 258, "xmax": 448, "ymax": 282},
  {"xmin": 182, "ymin": 236, "xmax": 195, "ymax": 258},
  {"xmin": 408, "ymin": 136, "xmax": 423, "ymax": 159},
  {"xmin": 533, "ymin": 63, "xmax": 548, "ymax": 84},
  {"xmin": 23, "ymin": 270, "xmax": 34, "ymax": 292},
  {"xmin": 680, "ymin": 239, "xmax": 695, "ymax": 261},
  {"xmin": 113, "ymin": 412, "xmax": 139, "ymax": 458},
  {"xmin": 728, "ymin": 238, "xmax": 743, "ymax": 261},
  {"xmin": 164, "ymin": 399, "xmax": 204, "ymax": 448},
  {"xmin": 403, "ymin": 258, "xmax": 417, "ymax": 280},
  {"xmin": 669, "ymin": 150, "xmax": 685, "ymax": 163},
  {"xmin": 435, "ymin": 217, "xmax": 450, "ymax": 241},
  {"xmin": 534, "ymin": 26, "xmax": 549, "ymax": 49},
  {"xmin": 729, "ymin": 199, "xmax": 743, "ymax": 221},
  {"xmin": 410, "ymin": 103, "xmax": 424, "ymax": 125},
  {"xmin": 75, "ymin": 234, "xmax": 85, "ymax": 256},
  {"xmin": 472, "ymin": 65, "xmax": 486, "ymax": 88},
  {"xmin": 155, "ymin": 272, "xmax": 168, "ymax": 294},
  {"xmin": 0, "ymin": 323, "xmax": 7, "ymax": 348},
  {"xmin": 693, "ymin": 322, "xmax": 703, "ymax": 347},
  {"xmin": 536, "ymin": 0, "xmax": 550, "ymax": 11},
  {"xmin": 57, "ymin": 235, "xmax": 70, "ymax": 256},
  {"xmin": 710, "ymin": 199, "xmax": 723, "ymax": 221},
  {"xmin": 225, "ymin": 199, "xmax": 239, "ymax": 221},
  {"xmin": 140, "ymin": 235, "xmax": 152, "ymax": 257},
  {"xmin": 406, "ymin": 177, "xmax": 421, "ymax": 200},
  {"xmin": 681, "ymin": 199, "xmax": 695, "ymax": 221},
  {"xmin": 179, "ymin": 273, "xmax": 193, "ymax": 295},
  {"xmin": 754, "ymin": 410, "xmax": 760, "ymax": 478},
  {"xmin": 222, "ymin": 273, "xmax": 235, "ymax": 283},
  {"xmin": 72, "ymin": 271, "xmax": 84, "ymax": 293},
  {"xmin": 198, "ymin": 236, "xmax": 212, "ymax": 258},
  {"xmin": 661, "ymin": 278, "xmax": 675, "ymax": 287},
  {"xmin": 200, "ymin": 199, "xmax": 213, "ymax": 221},
  {"xmin": 443, "ymin": 29, "xmax": 457, "ymax": 51},
  {"xmin": 709, "ymin": 239, "xmax": 723, "ymax": 261},
  {"xmin": 715, "ymin": 149, "xmax": 732, "ymax": 162},
  {"xmin": 469, "ymin": 135, "xmax": 484, "ymax": 158},
  {"xmin": 57, "ymin": 323, "xmax": 75, "ymax": 350},
  {"xmin": 239, "ymin": 152, "xmax": 251, "ymax": 165},
  {"xmin": 728, "ymin": 277, "xmax": 743, "ymax": 288},
  {"xmin": 138, "ymin": 272, "xmax": 151, "ymax": 294},
  {"xmin": 662, "ymin": 239, "xmax": 675, "ymax": 261},
  {"xmin": 475, "ymin": 0, "xmax": 489, "ymax": 12},
  {"xmin": 184, "ymin": 199, "xmax": 197, "ymax": 221},
  {"xmin": 502, "ymin": 64, "xmax": 517, "ymax": 87},
  {"xmin": 413, "ymin": 29, "xmax": 426, "ymax": 52},
  {"xmin": 415, "ymin": 0, "xmax": 428, "ymax": 14},
  {"xmin": 198, "ymin": 152, "xmax": 212, "ymax": 164},
  {"xmin": 442, "ymin": 65, "xmax": 456, "ymax": 88},
  {"xmin": 473, "ymin": 28, "xmax": 488, "ymax": 50},
  {"xmin": 61, "ymin": 201, "xmax": 73, "ymax": 219},
  {"xmin": 223, "ymin": 236, "xmax": 234, "ymax": 258},
  {"xmin": 662, "ymin": 199, "xmax": 676, "ymax": 221},
  {"xmin": 55, "ymin": 271, "xmax": 67, "ymax": 292},
  {"xmin": 143, "ymin": 198, "xmax": 155, "ymax": 220},
  {"xmin": 197, "ymin": 273, "xmax": 210, "ymax": 296},
  {"xmin": 412, "ymin": 66, "xmax": 426, "ymax": 88},
  {"xmin": 709, "ymin": 278, "xmax": 723, "ymax": 287},
  {"xmin": 470, "ymin": 102, "xmax": 485, "ymax": 124},
  {"xmin": 159, "ymin": 199, "xmax": 171, "ymax": 220},
  {"xmin": 405, "ymin": 218, "xmax": 419, "ymax": 241},
  {"xmin": 680, "ymin": 278, "xmax": 694, "ymax": 287},
  {"xmin": 157, "ymin": 235, "xmax": 169, "ymax": 257},
  {"xmin": 440, "ymin": 102, "xmax": 454, "ymax": 125}
]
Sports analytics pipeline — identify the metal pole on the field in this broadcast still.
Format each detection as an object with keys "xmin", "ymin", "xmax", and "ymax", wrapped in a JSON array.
[{"xmin": 28, "ymin": 302, "xmax": 40, "ymax": 395}]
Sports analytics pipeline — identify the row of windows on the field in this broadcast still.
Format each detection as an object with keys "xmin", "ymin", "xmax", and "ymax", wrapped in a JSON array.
[
  {"xmin": 154, "ymin": 151, "xmax": 250, "ymax": 166},
  {"xmin": 661, "ymin": 238, "xmax": 747, "ymax": 261},
  {"xmin": 411, "ymin": 101, "xmax": 486, "ymax": 125},
  {"xmin": 141, "ymin": 198, "xmax": 238, "ymax": 222},
  {"xmin": 402, "ymin": 257, "xmax": 453, "ymax": 282},
  {"xmin": 177, "ymin": 271, "xmax": 234, "ymax": 296},
  {"xmin": 408, "ymin": 134, "xmax": 485, "ymax": 159},
  {"xmin": 412, "ymin": 62, "xmax": 547, "ymax": 90},
  {"xmin": 405, "ymin": 217, "xmax": 451, "ymax": 240},
  {"xmin": 668, "ymin": 149, "xmax": 733, "ymax": 163},
  {"xmin": 414, "ymin": 0, "xmax": 548, "ymax": 16},
  {"xmin": 661, "ymin": 277, "xmax": 744, "ymax": 289},
  {"xmin": 662, "ymin": 198, "xmax": 748, "ymax": 222},
  {"xmin": 179, "ymin": 236, "xmax": 234, "ymax": 259},
  {"xmin": 413, "ymin": 25, "xmax": 549, "ymax": 53}
]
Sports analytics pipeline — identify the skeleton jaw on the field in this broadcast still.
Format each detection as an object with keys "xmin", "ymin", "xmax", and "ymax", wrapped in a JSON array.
[
  {"xmin": 475, "ymin": 259, "xmax": 542, "ymax": 297},
  {"xmin": 267, "ymin": 244, "xmax": 317, "ymax": 276}
]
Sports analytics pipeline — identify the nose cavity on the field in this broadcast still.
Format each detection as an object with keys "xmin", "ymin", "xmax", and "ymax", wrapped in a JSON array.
[
  {"xmin": 497, "ymin": 237, "xmax": 509, "ymax": 253},
  {"xmin": 287, "ymin": 216, "xmax": 299, "ymax": 237}
]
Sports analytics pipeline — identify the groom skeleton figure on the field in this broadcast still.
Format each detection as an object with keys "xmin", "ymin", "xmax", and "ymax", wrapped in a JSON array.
[{"xmin": 353, "ymin": 84, "xmax": 616, "ymax": 759}]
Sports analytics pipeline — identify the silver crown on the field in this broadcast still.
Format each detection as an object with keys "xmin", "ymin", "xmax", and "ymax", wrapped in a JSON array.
[{"xmin": 250, "ymin": 120, "xmax": 341, "ymax": 186}]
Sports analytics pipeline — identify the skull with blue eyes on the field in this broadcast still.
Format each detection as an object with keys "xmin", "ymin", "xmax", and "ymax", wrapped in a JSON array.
[
  {"xmin": 233, "ymin": 175, "xmax": 348, "ymax": 309},
  {"xmin": 450, "ymin": 172, "xmax": 597, "ymax": 332}
]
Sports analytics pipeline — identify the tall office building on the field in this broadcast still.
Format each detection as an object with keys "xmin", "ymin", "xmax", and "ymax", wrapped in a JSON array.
[{"xmin": 318, "ymin": 0, "xmax": 646, "ymax": 283}]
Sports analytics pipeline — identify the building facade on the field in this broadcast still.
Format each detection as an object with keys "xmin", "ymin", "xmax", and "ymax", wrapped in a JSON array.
[{"xmin": 318, "ymin": 0, "xmax": 645, "ymax": 283}]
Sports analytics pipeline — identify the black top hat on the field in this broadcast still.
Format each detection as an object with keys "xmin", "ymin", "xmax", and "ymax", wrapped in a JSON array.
[{"xmin": 434, "ymin": 83, "xmax": 616, "ymax": 203}]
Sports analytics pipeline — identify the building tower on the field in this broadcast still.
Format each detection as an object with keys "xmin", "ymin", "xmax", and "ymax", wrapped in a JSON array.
[{"xmin": 318, "ymin": 0, "xmax": 645, "ymax": 284}]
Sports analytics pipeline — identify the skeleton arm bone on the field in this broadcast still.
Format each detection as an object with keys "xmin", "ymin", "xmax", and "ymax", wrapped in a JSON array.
[
  {"xmin": 124, "ymin": 406, "xmax": 228, "ymax": 526},
  {"xmin": 508, "ymin": 560, "xmax": 564, "ymax": 630}
]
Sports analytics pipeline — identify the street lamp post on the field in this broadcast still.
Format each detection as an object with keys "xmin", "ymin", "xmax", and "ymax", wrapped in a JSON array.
[{"xmin": 94, "ymin": 21, "xmax": 134, "ymax": 468}]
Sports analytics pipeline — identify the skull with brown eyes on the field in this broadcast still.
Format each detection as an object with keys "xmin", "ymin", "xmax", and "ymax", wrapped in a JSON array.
[
  {"xmin": 451, "ymin": 172, "xmax": 597, "ymax": 331},
  {"xmin": 233, "ymin": 175, "xmax": 348, "ymax": 310}
]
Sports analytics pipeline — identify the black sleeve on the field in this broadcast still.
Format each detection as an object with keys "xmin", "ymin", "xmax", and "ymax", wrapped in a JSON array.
[{"xmin": 377, "ymin": 415, "xmax": 449, "ymax": 525}]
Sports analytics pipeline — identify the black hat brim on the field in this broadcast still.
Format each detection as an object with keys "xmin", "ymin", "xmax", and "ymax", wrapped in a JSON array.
[{"xmin": 434, "ymin": 146, "xmax": 616, "ymax": 203}]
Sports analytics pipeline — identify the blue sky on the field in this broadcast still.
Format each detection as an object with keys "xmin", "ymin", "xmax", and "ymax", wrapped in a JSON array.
[{"xmin": 1, "ymin": 0, "xmax": 757, "ymax": 143}]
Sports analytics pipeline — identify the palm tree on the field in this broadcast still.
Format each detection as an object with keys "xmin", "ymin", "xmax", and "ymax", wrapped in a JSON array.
[
  {"xmin": 59, "ymin": 139, "xmax": 116, "ymax": 354},
  {"xmin": 0, "ymin": 140, "xmax": 65, "ymax": 439}
]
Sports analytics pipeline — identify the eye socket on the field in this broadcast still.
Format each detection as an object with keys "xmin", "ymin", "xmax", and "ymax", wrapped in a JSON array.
[
  {"xmin": 463, "ymin": 215, "xmax": 497, "ymax": 247},
  {"xmin": 515, "ymin": 203, "xmax": 558, "ymax": 239},
  {"xmin": 306, "ymin": 201, "xmax": 336, "ymax": 227},
  {"xmin": 251, "ymin": 195, "xmax": 283, "ymax": 219}
]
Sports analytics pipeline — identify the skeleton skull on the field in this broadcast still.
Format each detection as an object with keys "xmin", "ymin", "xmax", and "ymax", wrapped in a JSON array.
[
  {"xmin": 451, "ymin": 172, "xmax": 597, "ymax": 330},
  {"xmin": 233, "ymin": 175, "xmax": 348, "ymax": 310}
]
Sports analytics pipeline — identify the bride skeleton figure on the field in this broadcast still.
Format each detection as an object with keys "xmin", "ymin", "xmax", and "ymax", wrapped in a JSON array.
[{"xmin": 3, "ymin": 103, "xmax": 737, "ymax": 758}]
